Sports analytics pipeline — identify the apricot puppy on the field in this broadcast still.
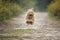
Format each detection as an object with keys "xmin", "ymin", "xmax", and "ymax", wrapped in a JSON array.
[{"xmin": 26, "ymin": 8, "xmax": 34, "ymax": 25}]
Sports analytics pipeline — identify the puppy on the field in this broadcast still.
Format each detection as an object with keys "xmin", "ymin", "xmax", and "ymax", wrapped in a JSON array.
[{"xmin": 26, "ymin": 8, "xmax": 34, "ymax": 25}]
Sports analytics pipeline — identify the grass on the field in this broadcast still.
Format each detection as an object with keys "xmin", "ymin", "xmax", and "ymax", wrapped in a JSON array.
[
  {"xmin": 0, "ymin": 29, "xmax": 35, "ymax": 36},
  {"xmin": 48, "ymin": 13, "xmax": 60, "ymax": 22}
]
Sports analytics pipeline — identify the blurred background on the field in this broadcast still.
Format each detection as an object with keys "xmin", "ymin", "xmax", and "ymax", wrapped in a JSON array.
[
  {"xmin": 0, "ymin": 0, "xmax": 60, "ymax": 23},
  {"xmin": 0, "ymin": 0, "xmax": 60, "ymax": 40}
]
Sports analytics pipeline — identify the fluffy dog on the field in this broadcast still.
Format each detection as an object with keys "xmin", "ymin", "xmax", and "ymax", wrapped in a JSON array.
[{"xmin": 26, "ymin": 8, "xmax": 34, "ymax": 25}]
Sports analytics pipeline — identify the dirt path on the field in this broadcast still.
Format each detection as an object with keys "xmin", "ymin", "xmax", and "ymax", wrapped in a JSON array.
[{"xmin": 1, "ymin": 12, "xmax": 60, "ymax": 40}]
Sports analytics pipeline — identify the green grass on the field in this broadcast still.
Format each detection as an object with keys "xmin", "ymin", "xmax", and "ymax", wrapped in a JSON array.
[{"xmin": 1, "ymin": 29, "xmax": 35, "ymax": 36}]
